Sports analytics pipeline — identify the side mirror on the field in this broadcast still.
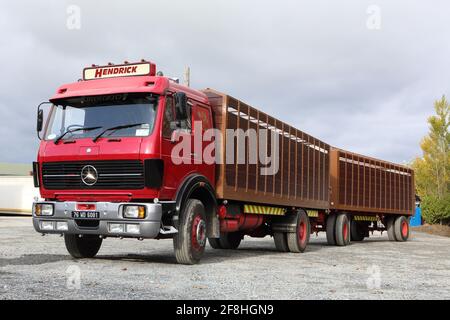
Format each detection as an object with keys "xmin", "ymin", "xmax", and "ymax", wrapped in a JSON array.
[
  {"xmin": 174, "ymin": 92, "xmax": 188, "ymax": 120},
  {"xmin": 37, "ymin": 109, "xmax": 44, "ymax": 133},
  {"xmin": 37, "ymin": 102, "xmax": 52, "ymax": 140}
]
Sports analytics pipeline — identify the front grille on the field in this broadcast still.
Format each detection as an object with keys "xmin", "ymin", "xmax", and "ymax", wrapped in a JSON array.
[{"xmin": 42, "ymin": 160, "xmax": 144, "ymax": 190}]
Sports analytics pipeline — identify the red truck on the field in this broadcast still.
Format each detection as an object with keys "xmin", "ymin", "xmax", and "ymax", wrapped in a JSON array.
[{"xmin": 32, "ymin": 60, "xmax": 415, "ymax": 264}]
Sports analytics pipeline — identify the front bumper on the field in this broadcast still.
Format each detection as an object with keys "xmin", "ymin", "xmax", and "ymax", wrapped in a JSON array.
[{"xmin": 32, "ymin": 201, "xmax": 163, "ymax": 239}]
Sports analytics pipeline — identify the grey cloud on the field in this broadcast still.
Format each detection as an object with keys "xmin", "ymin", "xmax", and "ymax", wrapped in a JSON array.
[{"xmin": 0, "ymin": 0, "xmax": 449, "ymax": 163}]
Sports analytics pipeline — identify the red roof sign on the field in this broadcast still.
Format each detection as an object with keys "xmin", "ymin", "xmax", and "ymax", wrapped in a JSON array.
[{"xmin": 83, "ymin": 62, "xmax": 156, "ymax": 80}]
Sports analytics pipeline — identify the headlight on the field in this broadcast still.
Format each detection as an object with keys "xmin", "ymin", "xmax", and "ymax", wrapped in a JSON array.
[
  {"xmin": 34, "ymin": 203, "xmax": 54, "ymax": 216},
  {"xmin": 122, "ymin": 205, "xmax": 146, "ymax": 219}
]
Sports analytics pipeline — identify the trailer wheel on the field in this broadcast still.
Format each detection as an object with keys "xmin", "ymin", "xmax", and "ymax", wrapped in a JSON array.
[
  {"xmin": 287, "ymin": 210, "xmax": 310, "ymax": 253},
  {"xmin": 208, "ymin": 237, "xmax": 222, "ymax": 249},
  {"xmin": 350, "ymin": 220, "xmax": 365, "ymax": 241},
  {"xmin": 64, "ymin": 234, "xmax": 102, "ymax": 259},
  {"xmin": 219, "ymin": 232, "xmax": 243, "ymax": 249},
  {"xmin": 386, "ymin": 216, "xmax": 396, "ymax": 241},
  {"xmin": 394, "ymin": 216, "xmax": 410, "ymax": 242},
  {"xmin": 173, "ymin": 199, "xmax": 206, "ymax": 265},
  {"xmin": 335, "ymin": 213, "xmax": 350, "ymax": 246},
  {"xmin": 274, "ymin": 232, "xmax": 289, "ymax": 252},
  {"xmin": 326, "ymin": 214, "xmax": 337, "ymax": 245}
]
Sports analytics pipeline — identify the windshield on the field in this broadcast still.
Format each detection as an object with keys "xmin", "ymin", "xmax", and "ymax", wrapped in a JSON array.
[{"xmin": 44, "ymin": 94, "xmax": 158, "ymax": 141}]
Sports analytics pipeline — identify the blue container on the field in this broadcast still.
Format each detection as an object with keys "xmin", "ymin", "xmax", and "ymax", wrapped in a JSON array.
[{"xmin": 410, "ymin": 206, "xmax": 422, "ymax": 227}]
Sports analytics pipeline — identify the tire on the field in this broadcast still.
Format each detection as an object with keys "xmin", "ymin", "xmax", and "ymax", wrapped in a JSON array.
[
  {"xmin": 274, "ymin": 232, "xmax": 289, "ymax": 252},
  {"xmin": 335, "ymin": 213, "xmax": 350, "ymax": 246},
  {"xmin": 64, "ymin": 234, "xmax": 102, "ymax": 258},
  {"xmin": 350, "ymin": 220, "xmax": 365, "ymax": 241},
  {"xmin": 326, "ymin": 214, "xmax": 337, "ymax": 245},
  {"xmin": 173, "ymin": 199, "xmax": 207, "ymax": 265},
  {"xmin": 394, "ymin": 216, "xmax": 410, "ymax": 242},
  {"xmin": 287, "ymin": 210, "xmax": 310, "ymax": 253},
  {"xmin": 208, "ymin": 237, "xmax": 222, "ymax": 249},
  {"xmin": 219, "ymin": 232, "xmax": 243, "ymax": 249},
  {"xmin": 386, "ymin": 216, "xmax": 396, "ymax": 241}
]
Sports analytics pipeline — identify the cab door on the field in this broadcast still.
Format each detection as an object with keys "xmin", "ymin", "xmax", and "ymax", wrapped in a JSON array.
[{"xmin": 159, "ymin": 94, "xmax": 194, "ymax": 198}]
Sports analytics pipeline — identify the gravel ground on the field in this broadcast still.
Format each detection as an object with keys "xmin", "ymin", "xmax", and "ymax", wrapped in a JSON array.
[{"xmin": 0, "ymin": 216, "xmax": 449, "ymax": 300}]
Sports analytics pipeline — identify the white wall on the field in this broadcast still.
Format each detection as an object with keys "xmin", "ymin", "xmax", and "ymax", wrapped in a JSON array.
[{"xmin": 0, "ymin": 176, "xmax": 41, "ymax": 214}]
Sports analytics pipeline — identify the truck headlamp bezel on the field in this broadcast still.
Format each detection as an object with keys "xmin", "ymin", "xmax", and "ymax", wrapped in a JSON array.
[
  {"xmin": 122, "ymin": 205, "xmax": 146, "ymax": 219},
  {"xmin": 34, "ymin": 203, "xmax": 54, "ymax": 216}
]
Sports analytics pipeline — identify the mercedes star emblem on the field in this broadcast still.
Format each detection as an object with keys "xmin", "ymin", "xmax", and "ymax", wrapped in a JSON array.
[{"xmin": 81, "ymin": 165, "xmax": 98, "ymax": 186}]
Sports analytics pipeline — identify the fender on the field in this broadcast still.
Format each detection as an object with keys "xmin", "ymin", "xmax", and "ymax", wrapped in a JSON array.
[{"xmin": 174, "ymin": 174, "xmax": 220, "ymax": 238}]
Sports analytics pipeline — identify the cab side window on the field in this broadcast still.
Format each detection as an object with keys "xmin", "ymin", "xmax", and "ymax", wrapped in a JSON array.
[
  {"xmin": 179, "ymin": 101, "xmax": 192, "ymax": 131},
  {"xmin": 162, "ymin": 96, "xmax": 175, "ymax": 139}
]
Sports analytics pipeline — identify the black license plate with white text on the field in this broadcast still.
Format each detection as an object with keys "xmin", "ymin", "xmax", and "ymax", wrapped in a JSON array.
[{"xmin": 72, "ymin": 211, "xmax": 100, "ymax": 219}]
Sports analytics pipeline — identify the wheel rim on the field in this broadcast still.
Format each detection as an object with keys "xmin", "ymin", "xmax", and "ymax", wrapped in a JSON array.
[
  {"xmin": 401, "ymin": 220, "xmax": 408, "ymax": 238},
  {"xmin": 298, "ymin": 221, "xmax": 307, "ymax": 244},
  {"xmin": 343, "ymin": 221, "xmax": 348, "ymax": 241},
  {"xmin": 192, "ymin": 214, "xmax": 206, "ymax": 251}
]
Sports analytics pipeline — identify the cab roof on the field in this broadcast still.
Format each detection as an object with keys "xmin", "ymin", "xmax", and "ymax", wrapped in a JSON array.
[{"xmin": 49, "ymin": 76, "xmax": 209, "ymax": 104}]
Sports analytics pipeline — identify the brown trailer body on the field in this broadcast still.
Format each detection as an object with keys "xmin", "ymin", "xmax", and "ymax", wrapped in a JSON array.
[
  {"xmin": 329, "ymin": 148, "xmax": 415, "ymax": 216},
  {"xmin": 203, "ymin": 89, "xmax": 330, "ymax": 210}
]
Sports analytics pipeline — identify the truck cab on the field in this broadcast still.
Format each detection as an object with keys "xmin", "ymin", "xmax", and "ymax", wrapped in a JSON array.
[{"xmin": 33, "ymin": 61, "xmax": 219, "ymax": 264}]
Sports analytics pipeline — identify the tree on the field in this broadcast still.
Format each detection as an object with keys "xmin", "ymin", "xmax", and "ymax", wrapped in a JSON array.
[{"xmin": 411, "ymin": 96, "xmax": 450, "ymax": 224}]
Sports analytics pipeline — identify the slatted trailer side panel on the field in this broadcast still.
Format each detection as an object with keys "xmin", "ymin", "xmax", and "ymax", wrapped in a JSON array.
[
  {"xmin": 329, "ymin": 148, "xmax": 415, "ymax": 215},
  {"xmin": 203, "ymin": 89, "xmax": 330, "ymax": 210}
]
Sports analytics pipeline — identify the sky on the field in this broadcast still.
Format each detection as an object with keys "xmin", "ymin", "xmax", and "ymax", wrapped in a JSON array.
[{"xmin": 0, "ymin": 0, "xmax": 449, "ymax": 164}]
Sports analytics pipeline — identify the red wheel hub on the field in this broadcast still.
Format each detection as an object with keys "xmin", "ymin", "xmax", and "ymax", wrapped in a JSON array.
[
  {"xmin": 401, "ymin": 220, "xmax": 408, "ymax": 238},
  {"xmin": 298, "ymin": 221, "xmax": 307, "ymax": 243},
  {"xmin": 191, "ymin": 214, "xmax": 206, "ymax": 251},
  {"xmin": 343, "ymin": 221, "xmax": 348, "ymax": 241}
]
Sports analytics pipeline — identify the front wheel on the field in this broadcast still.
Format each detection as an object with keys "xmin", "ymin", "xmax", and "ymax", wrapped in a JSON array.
[
  {"xmin": 173, "ymin": 199, "xmax": 207, "ymax": 265},
  {"xmin": 64, "ymin": 234, "xmax": 102, "ymax": 258}
]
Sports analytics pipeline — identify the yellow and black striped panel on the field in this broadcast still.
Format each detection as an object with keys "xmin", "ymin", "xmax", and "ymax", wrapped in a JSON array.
[
  {"xmin": 306, "ymin": 210, "xmax": 319, "ymax": 218},
  {"xmin": 353, "ymin": 215, "xmax": 378, "ymax": 222},
  {"xmin": 243, "ymin": 204, "xmax": 286, "ymax": 216}
]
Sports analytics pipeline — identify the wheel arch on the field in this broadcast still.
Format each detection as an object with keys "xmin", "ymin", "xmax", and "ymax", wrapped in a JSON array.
[{"xmin": 175, "ymin": 174, "xmax": 220, "ymax": 238}]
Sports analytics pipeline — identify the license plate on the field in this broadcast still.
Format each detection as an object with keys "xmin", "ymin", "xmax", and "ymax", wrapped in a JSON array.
[{"xmin": 72, "ymin": 211, "xmax": 100, "ymax": 219}]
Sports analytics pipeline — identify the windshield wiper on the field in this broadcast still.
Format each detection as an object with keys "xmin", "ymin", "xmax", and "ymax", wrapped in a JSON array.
[
  {"xmin": 54, "ymin": 126, "xmax": 102, "ymax": 144},
  {"xmin": 92, "ymin": 123, "xmax": 146, "ymax": 142}
]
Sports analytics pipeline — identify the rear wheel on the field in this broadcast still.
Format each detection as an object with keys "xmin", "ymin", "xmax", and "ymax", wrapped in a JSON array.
[
  {"xmin": 64, "ymin": 234, "xmax": 102, "ymax": 258},
  {"xmin": 173, "ymin": 199, "xmax": 206, "ymax": 265},
  {"xmin": 326, "ymin": 214, "xmax": 337, "ymax": 245},
  {"xmin": 287, "ymin": 210, "xmax": 310, "ymax": 253},
  {"xmin": 386, "ymin": 216, "xmax": 396, "ymax": 241},
  {"xmin": 219, "ymin": 232, "xmax": 243, "ymax": 249},
  {"xmin": 350, "ymin": 220, "xmax": 366, "ymax": 241},
  {"xmin": 394, "ymin": 216, "xmax": 410, "ymax": 241},
  {"xmin": 335, "ymin": 213, "xmax": 350, "ymax": 246},
  {"xmin": 274, "ymin": 232, "xmax": 289, "ymax": 252}
]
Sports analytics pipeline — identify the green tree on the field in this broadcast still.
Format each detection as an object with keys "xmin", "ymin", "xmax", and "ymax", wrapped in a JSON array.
[{"xmin": 411, "ymin": 96, "xmax": 450, "ymax": 224}]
